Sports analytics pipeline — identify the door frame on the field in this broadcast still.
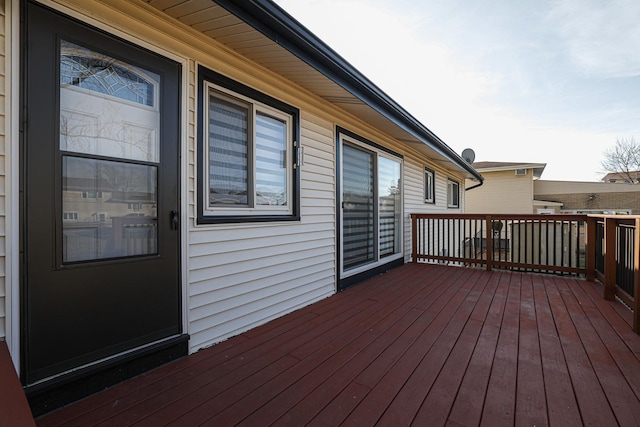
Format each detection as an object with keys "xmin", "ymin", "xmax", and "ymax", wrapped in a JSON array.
[
  {"xmin": 335, "ymin": 126, "xmax": 405, "ymax": 291},
  {"xmin": 17, "ymin": 0, "xmax": 190, "ymax": 387}
]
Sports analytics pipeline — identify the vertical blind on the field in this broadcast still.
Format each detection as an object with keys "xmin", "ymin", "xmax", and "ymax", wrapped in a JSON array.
[
  {"xmin": 342, "ymin": 144, "xmax": 375, "ymax": 271},
  {"xmin": 208, "ymin": 95, "xmax": 249, "ymax": 206},
  {"xmin": 256, "ymin": 113, "xmax": 287, "ymax": 206},
  {"xmin": 379, "ymin": 157, "xmax": 401, "ymax": 258}
]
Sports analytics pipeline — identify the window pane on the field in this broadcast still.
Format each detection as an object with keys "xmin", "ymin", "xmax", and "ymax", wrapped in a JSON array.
[
  {"xmin": 453, "ymin": 183, "xmax": 459, "ymax": 206},
  {"xmin": 208, "ymin": 95, "xmax": 249, "ymax": 206},
  {"xmin": 379, "ymin": 157, "xmax": 401, "ymax": 258},
  {"xmin": 448, "ymin": 180, "xmax": 459, "ymax": 207},
  {"xmin": 61, "ymin": 44, "xmax": 155, "ymax": 106},
  {"xmin": 342, "ymin": 145, "xmax": 375, "ymax": 270},
  {"xmin": 256, "ymin": 113, "xmax": 287, "ymax": 206},
  {"xmin": 62, "ymin": 156, "xmax": 157, "ymax": 262},
  {"xmin": 59, "ymin": 40, "xmax": 160, "ymax": 162},
  {"xmin": 425, "ymin": 169, "xmax": 434, "ymax": 202}
]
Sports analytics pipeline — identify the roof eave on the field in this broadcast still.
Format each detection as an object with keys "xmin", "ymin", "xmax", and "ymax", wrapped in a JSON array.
[{"xmin": 212, "ymin": 0, "xmax": 483, "ymax": 182}]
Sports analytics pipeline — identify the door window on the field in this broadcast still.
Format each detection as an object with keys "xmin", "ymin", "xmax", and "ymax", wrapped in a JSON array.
[
  {"xmin": 62, "ymin": 157, "xmax": 157, "ymax": 262},
  {"xmin": 60, "ymin": 40, "xmax": 160, "ymax": 263}
]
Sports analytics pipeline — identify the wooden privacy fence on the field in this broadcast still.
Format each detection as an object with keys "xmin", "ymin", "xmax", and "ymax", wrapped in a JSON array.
[{"xmin": 411, "ymin": 213, "xmax": 640, "ymax": 332}]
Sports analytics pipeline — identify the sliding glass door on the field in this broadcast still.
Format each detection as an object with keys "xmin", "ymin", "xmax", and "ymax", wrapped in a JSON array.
[
  {"xmin": 340, "ymin": 133, "xmax": 403, "ymax": 279},
  {"xmin": 342, "ymin": 144, "xmax": 375, "ymax": 270}
]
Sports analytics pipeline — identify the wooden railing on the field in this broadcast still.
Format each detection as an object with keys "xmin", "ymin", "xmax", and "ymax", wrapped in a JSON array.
[
  {"xmin": 591, "ymin": 216, "xmax": 640, "ymax": 331},
  {"xmin": 411, "ymin": 213, "xmax": 640, "ymax": 332}
]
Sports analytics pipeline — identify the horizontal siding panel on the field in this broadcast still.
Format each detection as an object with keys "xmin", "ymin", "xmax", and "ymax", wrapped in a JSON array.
[
  {"xmin": 302, "ymin": 142, "xmax": 334, "ymax": 162},
  {"xmin": 189, "ymin": 250, "xmax": 334, "ymax": 285},
  {"xmin": 189, "ymin": 279, "xmax": 334, "ymax": 350},
  {"xmin": 189, "ymin": 262, "xmax": 334, "ymax": 312},
  {"xmin": 190, "ymin": 220, "xmax": 334, "ymax": 244},
  {"xmin": 188, "ymin": 229, "xmax": 333, "ymax": 258},
  {"xmin": 301, "ymin": 179, "xmax": 334, "ymax": 193},
  {"xmin": 302, "ymin": 195, "xmax": 335, "ymax": 208},
  {"xmin": 190, "ymin": 268, "xmax": 334, "ymax": 315},
  {"xmin": 189, "ymin": 237, "xmax": 333, "ymax": 270},
  {"xmin": 301, "ymin": 189, "xmax": 335, "ymax": 202},
  {"xmin": 189, "ymin": 265, "xmax": 334, "ymax": 311},
  {"xmin": 299, "ymin": 213, "xmax": 335, "ymax": 224},
  {"xmin": 303, "ymin": 161, "xmax": 334, "ymax": 180}
]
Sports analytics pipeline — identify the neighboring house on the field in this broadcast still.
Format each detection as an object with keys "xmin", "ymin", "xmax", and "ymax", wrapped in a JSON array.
[
  {"xmin": 465, "ymin": 161, "xmax": 640, "ymax": 215},
  {"xmin": 0, "ymin": 0, "xmax": 483, "ymax": 407},
  {"xmin": 602, "ymin": 171, "xmax": 640, "ymax": 183},
  {"xmin": 534, "ymin": 180, "xmax": 640, "ymax": 215},
  {"xmin": 465, "ymin": 161, "xmax": 548, "ymax": 214}
]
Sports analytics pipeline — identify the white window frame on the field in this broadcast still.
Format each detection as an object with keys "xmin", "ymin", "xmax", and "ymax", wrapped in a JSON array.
[
  {"xmin": 81, "ymin": 190, "xmax": 103, "ymax": 199},
  {"xmin": 447, "ymin": 179, "xmax": 460, "ymax": 208},
  {"xmin": 424, "ymin": 167, "xmax": 435, "ymax": 204},
  {"xmin": 202, "ymin": 82, "xmax": 293, "ymax": 217},
  {"xmin": 63, "ymin": 211, "xmax": 78, "ymax": 221}
]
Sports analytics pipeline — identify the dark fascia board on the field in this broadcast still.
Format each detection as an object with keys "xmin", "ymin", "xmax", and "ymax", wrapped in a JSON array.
[{"xmin": 212, "ymin": 0, "xmax": 483, "ymax": 183}]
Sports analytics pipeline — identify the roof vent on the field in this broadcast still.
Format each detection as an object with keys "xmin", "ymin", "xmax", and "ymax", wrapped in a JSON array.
[{"xmin": 515, "ymin": 168, "xmax": 527, "ymax": 176}]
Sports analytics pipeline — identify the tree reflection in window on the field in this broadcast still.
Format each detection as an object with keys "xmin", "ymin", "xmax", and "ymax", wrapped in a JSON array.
[{"xmin": 60, "ymin": 40, "xmax": 156, "ymax": 107}]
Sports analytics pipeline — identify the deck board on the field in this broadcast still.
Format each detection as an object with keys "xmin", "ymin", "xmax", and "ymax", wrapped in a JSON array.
[
  {"xmin": 36, "ymin": 264, "xmax": 640, "ymax": 427},
  {"xmin": 446, "ymin": 272, "xmax": 507, "ymax": 426},
  {"xmin": 480, "ymin": 272, "xmax": 521, "ymax": 426},
  {"xmin": 514, "ymin": 273, "xmax": 547, "ymax": 427},
  {"xmin": 532, "ymin": 274, "xmax": 583, "ymax": 427},
  {"xmin": 556, "ymin": 278, "xmax": 640, "ymax": 426},
  {"xmin": 546, "ymin": 277, "xmax": 619, "ymax": 426}
]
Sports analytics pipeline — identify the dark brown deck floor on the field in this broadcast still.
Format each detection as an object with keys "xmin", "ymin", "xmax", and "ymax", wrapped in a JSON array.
[{"xmin": 37, "ymin": 264, "xmax": 640, "ymax": 426}]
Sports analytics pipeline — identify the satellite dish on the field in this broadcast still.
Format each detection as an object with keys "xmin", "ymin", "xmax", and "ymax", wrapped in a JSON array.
[{"xmin": 461, "ymin": 148, "xmax": 476, "ymax": 164}]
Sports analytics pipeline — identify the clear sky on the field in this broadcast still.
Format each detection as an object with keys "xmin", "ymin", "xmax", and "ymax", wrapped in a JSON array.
[{"xmin": 273, "ymin": 0, "xmax": 640, "ymax": 182}]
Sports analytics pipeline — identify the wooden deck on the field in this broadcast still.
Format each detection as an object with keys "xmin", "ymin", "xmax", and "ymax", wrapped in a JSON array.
[{"xmin": 36, "ymin": 264, "xmax": 640, "ymax": 426}]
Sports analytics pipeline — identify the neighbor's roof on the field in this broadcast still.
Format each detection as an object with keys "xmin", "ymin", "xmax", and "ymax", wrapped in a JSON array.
[
  {"xmin": 148, "ymin": 0, "xmax": 482, "ymax": 181},
  {"xmin": 472, "ymin": 161, "xmax": 546, "ymax": 179},
  {"xmin": 602, "ymin": 171, "xmax": 640, "ymax": 182}
]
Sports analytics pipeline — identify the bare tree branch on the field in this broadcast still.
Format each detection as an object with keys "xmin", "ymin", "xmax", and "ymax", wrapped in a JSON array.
[{"xmin": 601, "ymin": 136, "xmax": 640, "ymax": 183}]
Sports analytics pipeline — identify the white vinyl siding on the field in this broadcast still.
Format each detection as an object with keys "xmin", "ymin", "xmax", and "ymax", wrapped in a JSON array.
[
  {"xmin": 402, "ymin": 156, "xmax": 465, "ymax": 262},
  {"xmin": 188, "ymin": 112, "xmax": 335, "ymax": 350}
]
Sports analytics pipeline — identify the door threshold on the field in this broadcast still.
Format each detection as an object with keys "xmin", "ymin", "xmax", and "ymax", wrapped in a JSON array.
[{"xmin": 26, "ymin": 334, "xmax": 189, "ymax": 418}]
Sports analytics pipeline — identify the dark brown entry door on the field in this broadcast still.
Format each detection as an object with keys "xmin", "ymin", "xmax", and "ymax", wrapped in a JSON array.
[{"xmin": 23, "ymin": 2, "xmax": 182, "ymax": 384}]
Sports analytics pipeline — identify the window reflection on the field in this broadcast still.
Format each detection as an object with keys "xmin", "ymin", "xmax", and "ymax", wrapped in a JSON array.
[
  {"xmin": 379, "ymin": 156, "xmax": 401, "ymax": 258},
  {"xmin": 60, "ymin": 40, "xmax": 160, "ymax": 162},
  {"xmin": 62, "ymin": 156, "xmax": 158, "ymax": 262},
  {"xmin": 61, "ymin": 41, "xmax": 156, "ymax": 107}
]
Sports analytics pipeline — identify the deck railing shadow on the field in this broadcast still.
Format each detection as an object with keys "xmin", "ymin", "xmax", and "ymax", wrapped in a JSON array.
[{"xmin": 411, "ymin": 213, "xmax": 640, "ymax": 332}]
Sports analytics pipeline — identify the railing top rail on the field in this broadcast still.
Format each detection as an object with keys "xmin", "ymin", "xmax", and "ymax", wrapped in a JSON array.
[
  {"xmin": 587, "ymin": 214, "xmax": 640, "ymax": 226},
  {"xmin": 587, "ymin": 214, "xmax": 640, "ymax": 219},
  {"xmin": 410, "ymin": 213, "xmax": 590, "ymax": 221}
]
